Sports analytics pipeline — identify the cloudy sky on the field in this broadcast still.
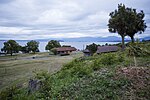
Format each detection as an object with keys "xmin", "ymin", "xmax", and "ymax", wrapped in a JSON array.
[{"xmin": 0, "ymin": 0, "xmax": 150, "ymax": 40}]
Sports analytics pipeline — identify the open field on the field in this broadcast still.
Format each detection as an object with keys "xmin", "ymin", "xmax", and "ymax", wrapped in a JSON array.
[
  {"xmin": 0, "ymin": 52, "xmax": 83, "ymax": 91},
  {"xmin": 0, "ymin": 42, "xmax": 150, "ymax": 99}
]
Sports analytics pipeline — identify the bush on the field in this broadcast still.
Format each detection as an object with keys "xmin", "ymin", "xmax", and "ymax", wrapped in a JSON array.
[
  {"xmin": 127, "ymin": 42, "xmax": 150, "ymax": 57},
  {"xmin": 58, "ymin": 70, "xmax": 130, "ymax": 99},
  {"xmin": 100, "ymin": 53, "xmax": 117, "ymax": 65},
  {"xmin": 51, "ymin": 49, "xmax": 57, "ymax": 55},
  {"xmin": 61, "ymin": 60, "xmax": 76, "ymax": 70},
  {"xmin": 71, "ymin": 63, "xmax": 92, "ymax": 77},
  {"xmin": 0, "ymin": 85, "xmax": 24, "ymax": 100},
  {"xmin": 91, "ymin": 53, "xmax": 126, "ymax": 70},
  {"xmin": 61, "ymin": 59, "xmax": 93, "ymax": 77},
  {"xmin": 35, "ymin": 71, "xmax": 52, "ymax": 99}
]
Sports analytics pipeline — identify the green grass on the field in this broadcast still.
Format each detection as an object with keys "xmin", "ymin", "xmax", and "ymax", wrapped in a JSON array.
[{"xmin": 0, "ymin": 42, "xmax": 150, "ymax": 100}]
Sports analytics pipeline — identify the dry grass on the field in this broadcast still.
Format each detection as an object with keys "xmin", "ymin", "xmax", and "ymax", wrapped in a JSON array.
[{"xmin": 0, "ymin": 52, "xmax": 83, "ymax": 91}]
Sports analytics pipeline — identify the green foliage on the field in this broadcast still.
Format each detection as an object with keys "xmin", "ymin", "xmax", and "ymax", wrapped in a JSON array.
[
  {"xmin": 92, "ymin": 53, "xmax": 126, "ymax": 70},
  {"xmin": 86, "ymin": 43, "xmax": 99, "ymax": 54},
  {"xmin": 100, "ymin": 53, "xmax": 117, "ymax": 65},
  {"xmin": 2, "ymin": 40, "xmax": 20, "ymax": 56},
  {"xmin": 62, "ymin": 59, "xmax": 93, "ymax": 77},
  {"xmin": 1, "ymin": 43, "xmax": 149, "ymax": 99},
  {"xmin": 45, "ymin": 40, "xmax": 61, "ymax": 51},
  {"xmin": 27, "ymin": 40, "xmax": 39, "ymax": 53},
  {"xmin": 59, "ymin": 70, "xmax": 130, "ymax": 99},
  {"xmin": 126, "ymin": 10, "xmax": 147, "ymax": 42},
  {"xmin": 127, "ymin": 42, "xmax": 150, "ymax": 57},
  {"xmin": 71, "ymin": 63, "xmax": 92, "ymax": 77},
  {"xmin": 0, "ymin": 85, "xmax": 19, "ymax": 100},
  {"xmin": 108, "ymin": 4, "xmax": 147, "ymax": 49},
  {"xmin": 50, "ymin": 48, "xmax": 57, "ymax": 55},
  {"xmin": 35, "ymin": 71, "xmax": 52, "ymax": 99},
  {"xmin": 20, "ymin": 45, "xmax": 29, "ymax": 53},
  {"xmin": 0, "ymin": 85, "xmax": 32, "ymax": 100}
]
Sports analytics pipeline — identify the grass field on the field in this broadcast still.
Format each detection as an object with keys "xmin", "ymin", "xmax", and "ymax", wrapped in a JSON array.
[
  {"xmin": 0, "ymin": 52, "xmax": 83, "ymax": 91},
  {"xmin": 0, "ymin": 42, "xmax": 150, "ymax": 99}
]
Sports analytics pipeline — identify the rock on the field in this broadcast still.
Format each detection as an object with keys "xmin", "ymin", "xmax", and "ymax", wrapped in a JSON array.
[{"xmin": 28, "ymin": 79, "xmax": 41, "ymax": 93}]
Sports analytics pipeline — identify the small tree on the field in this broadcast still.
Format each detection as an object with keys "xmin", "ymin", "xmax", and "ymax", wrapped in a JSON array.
[
  {"xmin": 2, "ymin": 40, "xmax": 20, "ymax": 56},
  {"xmin": 45, "ymin": 40, "xmax": 61, "ymax": 51},
  {"xmin": 27, "ymin": 40, "xmax": 39, "ymax": 53},
  {"xmin": 86, "ymin": 43, "xmax": 99, "ymax": 55}
]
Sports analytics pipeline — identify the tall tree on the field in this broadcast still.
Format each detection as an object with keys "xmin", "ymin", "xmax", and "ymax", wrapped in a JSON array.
[
  {"xmin": 2, "ymin": 40, "xmax": 20, "ymax": 56},
  {"xmin": 27, "ymin": 40, "xmax": 39, "ymax": 53},
  {"xmin": 108, "ymin": 4, "xmax": 127, "ymax": 49},
  {"xmin": 108, "ymin": 4, "xmax": 147, "ymax": 49},
  {"xmin": 126, "ymin": 10, "xmax": 147, "ymax": 42},
  {"xmin": 45, "ymin": 40, "xmax": 61, "ymax": 51}
]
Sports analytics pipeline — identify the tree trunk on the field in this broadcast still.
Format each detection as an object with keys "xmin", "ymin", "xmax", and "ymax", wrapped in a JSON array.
[
  {"xmin": 10, "ymin": 51, "xmax": 12, "ymax": 56},
  {"xmin": 131, "ymin": 36, "xmax": 134, "ymax": 43},
  {"xmin": 121, "ymin": 35, "xmax": 125, "ymax": 50}
]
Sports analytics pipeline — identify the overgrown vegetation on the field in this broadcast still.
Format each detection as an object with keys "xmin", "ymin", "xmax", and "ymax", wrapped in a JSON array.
[{"xmin": 0, "ymin": 41, "xmax": 150, "ymax": 100}]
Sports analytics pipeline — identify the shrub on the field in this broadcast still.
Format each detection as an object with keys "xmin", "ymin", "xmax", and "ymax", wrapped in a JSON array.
[
  {"xmin": 127, "ymin": 42, "xmax": 150, "ymax": 57},
  {"xmin": 35, "ymin": 71, "xmax": 52, "ymax": 99},
  {"xmin": 61, "ymin": 59, "xmax": 93, "ymax": 77},
  {"xmin": 61, "ymin": 60, "xmax": 76, "ymax": 70},
  {"xmin": 0, "ymin": 85, "xmax": 21, "ymax": 100},
  {"xmin": 71, "ymin": 63, "xmax": 92, "ymax": 77},
  {"xmin": 51, "ymin": 48, "xmax": 57, "ymax": 55},
  {"xmin": 91, "ymin": 53, "xmax": 126, "ymax": 70},
  {"xmin": 91, "ymin": 59, "xmax": 104, "ymax": 70},
  {"xmin": 100, "ymin": 53, "xmax": 117, "ymax": 65}
]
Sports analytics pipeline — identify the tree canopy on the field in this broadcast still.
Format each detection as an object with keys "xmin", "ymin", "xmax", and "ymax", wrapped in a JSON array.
[
  {"xmin": 20, "ymin": 45, "xmax": 29, "ymax": 53},
  {"xmin": 108, "ymin": 4, "xmax": 147, "ymax": 49},
  {"xmin": 45, "ymin": 40, "xmax": 61, "ymax": 51},
  {"xmin": 86, "ymin": 43, "xmax": 99, "ymax": 55},
  {"xmin": 2, "ymin": 40, "xmax": 20, "ymax": 56},
  {"xmin": 126, "ymin": 10, "xmax": 147, "ymax": 42},
  {"xmin": 27, "ymin": 40, "xmax": 39, "ymax": 53}
]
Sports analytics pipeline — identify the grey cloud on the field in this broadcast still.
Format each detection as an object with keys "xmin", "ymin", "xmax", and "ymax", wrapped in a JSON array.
[
  {"xmin": 0, "ymin": 0, "xmax": 150, "ymax": 40},
  {"xmin": 0, "ymin": 0, "xmax": 13, "ymax": 4}
]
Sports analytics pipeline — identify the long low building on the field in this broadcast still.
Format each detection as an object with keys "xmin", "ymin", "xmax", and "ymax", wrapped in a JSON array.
[
  {"xmin": 55, "ymin": 47, "xmax": 77, "ymax": 55},
  {"xmin": 96, "ymin": 46, "xmax": 119, "ymax": 54}
]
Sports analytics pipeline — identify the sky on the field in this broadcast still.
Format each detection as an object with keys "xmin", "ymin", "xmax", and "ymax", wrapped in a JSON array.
[{"xmin": 0, "ymin": 0, "xmax": 150, "ymax": 40}]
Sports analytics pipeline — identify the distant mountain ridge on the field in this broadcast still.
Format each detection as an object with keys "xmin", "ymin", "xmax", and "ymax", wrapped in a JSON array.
[
  {"xmin": 38, "ymin": 36, "xmax": 150, "ymax": 42},
  {"xmin": 0, "ymin": 36, "xmax": 149, "ymax": 42},
  {"xmin": 35, "ymin": 36, "xmax": 129, "ymax": 42}
]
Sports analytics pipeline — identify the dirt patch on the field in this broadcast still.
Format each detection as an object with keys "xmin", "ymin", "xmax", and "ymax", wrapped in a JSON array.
[
  {"xmin": 116, "ymin": 67, "xmax": 150, "ymax": 99},
  {"xmin": 117, "ymin": 67, "xmax": 150, "ymax": 89}
]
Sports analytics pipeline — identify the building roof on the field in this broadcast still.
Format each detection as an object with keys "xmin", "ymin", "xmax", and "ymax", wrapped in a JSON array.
[
  {"xmin": 96, "ymin": 46, "xmax": 119, "ymax": 53},
  {"xmin": 55, "ymin": 47, "xmax": 76, "ymax": 52}
]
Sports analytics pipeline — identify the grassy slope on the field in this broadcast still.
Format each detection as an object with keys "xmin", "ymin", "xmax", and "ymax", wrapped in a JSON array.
[
  {"xmin": 0, "ymin": 52, "xmax": 83, "ymax": 91},
  {"xmin": 0, "ymin": 42, "xmax": 150, "ymax": 100}
]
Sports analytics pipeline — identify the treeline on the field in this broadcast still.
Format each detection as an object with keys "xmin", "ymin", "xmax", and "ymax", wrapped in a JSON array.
[{"xmin": 1, "ymin": 40, "xmax": 61, "ymax": 56}]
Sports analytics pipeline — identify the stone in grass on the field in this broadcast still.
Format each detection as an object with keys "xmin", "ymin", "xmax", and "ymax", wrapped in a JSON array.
[{"xmin": 28, "ymin": 79, "xmax": 41, "ymax": 93}]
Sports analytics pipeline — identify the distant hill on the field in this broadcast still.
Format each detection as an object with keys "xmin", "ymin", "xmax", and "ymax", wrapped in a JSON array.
[
  {"xmin": 0, "ymin": 36, "xmax": 149, "ymax": 42},
  {"xmin": 60, "ymin": 36, "xmax": 150, "ymax": 42},
  {"xmin": 36, "ymin": 36, "xmax": 130, "ymax": 42},
  {"xmin": 141, "ymin": 36, "xmax": 150, "ymax": 41},
  {"xmin": 61, "ymin": 36, "xmax": 125, "ymax": 42}
]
